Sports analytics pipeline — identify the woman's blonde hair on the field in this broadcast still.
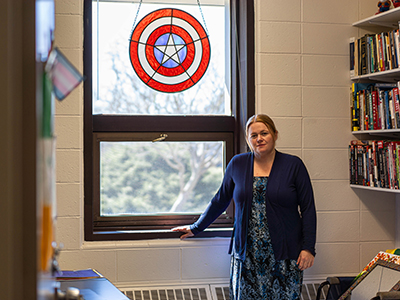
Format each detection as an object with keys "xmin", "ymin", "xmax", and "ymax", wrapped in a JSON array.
[{"xmin": 245, "ymin": 114, "xmax": 278, "ymax": 149}]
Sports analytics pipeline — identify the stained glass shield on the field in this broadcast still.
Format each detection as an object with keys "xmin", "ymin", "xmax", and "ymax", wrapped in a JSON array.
[{"xmin": 129, "ymin": 8, "xmax": 211, "ymax": 93}]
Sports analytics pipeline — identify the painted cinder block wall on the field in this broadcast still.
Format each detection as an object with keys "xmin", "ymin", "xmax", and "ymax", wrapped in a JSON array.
[{"xmin": 55, "ymin": 0, "xmax": 397, "ymax": 287}]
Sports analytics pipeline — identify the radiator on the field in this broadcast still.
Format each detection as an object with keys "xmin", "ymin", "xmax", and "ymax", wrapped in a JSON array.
[
  {"xmin": 302, "ymin": 282, "xmax": 328, "ymax": 300},
  {"xmin": 120, "ymin": 285, "xmax": 213, "ymax": 300},
  {"xmin": 120, "ymin": 282, "xmax": 327, "ymax": 300}
]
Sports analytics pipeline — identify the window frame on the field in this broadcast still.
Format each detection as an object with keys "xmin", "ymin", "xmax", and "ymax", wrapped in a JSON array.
[{"xmin": 83, "ymin": 0, "xmax": 255, "ymax": 241}]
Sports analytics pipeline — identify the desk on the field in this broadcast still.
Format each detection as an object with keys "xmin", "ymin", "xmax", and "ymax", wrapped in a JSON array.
[{"xmin": 58, "ymin": 277, "xmax": 129, "ymax": 300}]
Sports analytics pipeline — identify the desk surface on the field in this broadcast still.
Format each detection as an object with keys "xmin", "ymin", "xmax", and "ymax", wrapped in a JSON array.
[{"xmin": 58, "ymin": 277, "xmax": 129, "ymax": 300}]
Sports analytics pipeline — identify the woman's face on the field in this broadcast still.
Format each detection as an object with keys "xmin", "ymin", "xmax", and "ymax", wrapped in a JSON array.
[{"xmin": 247, "ymin": 122, "xmax": 277, "ymax": 157}]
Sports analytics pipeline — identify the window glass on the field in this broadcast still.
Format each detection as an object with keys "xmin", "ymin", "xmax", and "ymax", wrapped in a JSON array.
[
  {"xmin": 92, "ymin": 1, "xmax": 230, "ymax": 116},
  {"xmin": 84, "ymin": 0, "xmax": 254, "ymax": 240},
  {"xmin": 100, "ymin": 141, "xmax": 224, "ymax": 216}
]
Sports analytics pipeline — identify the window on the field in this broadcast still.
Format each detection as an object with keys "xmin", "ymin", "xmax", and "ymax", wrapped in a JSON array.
[{"xmin": 84, "ymin": 0, "xmax": 254, "ymax": 241}]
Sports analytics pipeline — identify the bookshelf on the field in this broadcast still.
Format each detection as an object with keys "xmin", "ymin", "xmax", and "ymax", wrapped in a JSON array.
[{"xmin": 350, "ymin": 7, "xmax": 400, "ymax": 193}]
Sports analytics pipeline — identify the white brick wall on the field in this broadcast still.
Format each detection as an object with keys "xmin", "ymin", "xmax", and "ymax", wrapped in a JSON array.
[{"xmin": 54, "ymin": 0, "xmax": 397, "ymax": 287}]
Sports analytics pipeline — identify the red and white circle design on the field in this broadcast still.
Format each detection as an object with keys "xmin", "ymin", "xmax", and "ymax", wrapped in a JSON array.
[{"xmin": 129, "ymin": 8, "xmax": 210, "ymax": 93}]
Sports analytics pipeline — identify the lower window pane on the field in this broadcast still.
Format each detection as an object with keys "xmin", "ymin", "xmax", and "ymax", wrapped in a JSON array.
[{"xmin": 100, "ymin": 141, "xmax": 224, "ymax": 216}]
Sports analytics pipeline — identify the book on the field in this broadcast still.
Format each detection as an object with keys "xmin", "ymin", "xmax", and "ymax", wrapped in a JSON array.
[
  {"xmin": 350, "ymin": 139, "xmax": 400, "ymax": 189},
  {"xmin": 56, "ymin": 268, "xmax": 103, "ymax": 280},
  {"xmin": 368, "ymin": 89, "xmax": 374, "ymax": 130},
  {"xmin": 372, "ymin": 140, "xmax": 379, "ymax": 187},
  {"xmin": 360, "ymin": 90, "xmax": 365, "ymax": 130},
  {"xmin": 396, "ymin": 29, "xmax": 400, "ymax": 68},
  {"xmin": 377, "ymin": 83, "xmax": 398, "ymax": 128},
  {"xmin": 350, "ymin": 37, "xmax": 355, "ymax": 77},
  {"xmin": 370, "ymin": 35, "xmax": 376, "ymax": 73},
  {"xmin": 390, "ymin": 30, "xmax": 398, "ymax": 69},
  {"xmin": 351, "ymin": 83, "xmax": 375, "ymax": 131},
  {"xmin": 392, "ymin": 87, "xmax": 400, "ymax": 128},
  {"xmin": 379, "ymin": 33, "xmax": 385, "ymax": 72},
  {"xmin": 351, "ymin": 83, "xmax": 360, "ymax": 131},
  {"xmin": 385, "ymin": 32, "xmax": 391, "ymax": 70},
  {"xmin": 389, "ymin": 90, "xmax": 395, "ymax": 129},
  {"xmin": 385, "ymin": 90, "xmax": 391, "ymax": 129},
  {"xmin": 360, "ymin": 35, "xmax": 368, "ymax": 75},
  {"xmin": 355, "ymin": 37, "xmax": 359, "ymax": 76},
  {"xmin": 350, "ymin": 83, "xmax": 400, "ymax": 132},
  {"xmin": 378, "ymin": 140, "xmax": 387, "ymax": 188},
  {"xmin": 367, "ymin": 35, "xmax": 371, "ymax": 74},
  {"xmin": 350, "ymin": 29, "xmax": 400, "ymax": 76},
  {"xmin": 372, "ymin": 90, "xmax": 379, "ymax": 129},
  {"xmin": 349, "ymin": 143, "xmax": 356, "ymax": 184}
]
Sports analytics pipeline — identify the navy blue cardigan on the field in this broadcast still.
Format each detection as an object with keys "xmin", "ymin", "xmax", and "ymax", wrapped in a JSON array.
[{"xmin": 190, "ymin": 151, "xmax": 316, "ymax": 261}]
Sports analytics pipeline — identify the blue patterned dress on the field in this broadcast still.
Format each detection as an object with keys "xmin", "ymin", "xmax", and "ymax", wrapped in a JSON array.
[{"xmin": 230, "ymin": 177, "xmax": 303, "ymax": 300}]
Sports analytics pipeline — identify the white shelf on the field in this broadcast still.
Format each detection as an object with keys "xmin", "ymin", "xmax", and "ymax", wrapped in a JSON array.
[
  {"xmin": 353, "ymin": 7, "xmax": 400, "ymax": 28},
  {"xmin": 350, "ymin": 184, "xmax": 400, "ymax": 193},
  {"xmin": 351, "ymin": 68, "xmax": 400, "ymax": 82},
  {"xmin": 352, "ymin": 129, "xmax": 400, "ymax": 136}
]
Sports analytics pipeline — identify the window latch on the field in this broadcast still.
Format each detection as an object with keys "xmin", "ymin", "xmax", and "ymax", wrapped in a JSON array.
[{"xmin": 152, "ymin": 133, "xmax": 168, "ymax": 142}]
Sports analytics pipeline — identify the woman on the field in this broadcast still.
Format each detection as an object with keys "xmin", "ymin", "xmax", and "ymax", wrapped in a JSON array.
[{"xmin": 172, "ymin": 114, "xmax": 316, "ymax": 299}]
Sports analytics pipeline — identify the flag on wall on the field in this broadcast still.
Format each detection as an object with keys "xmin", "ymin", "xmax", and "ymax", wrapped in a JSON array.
[{"xmin": 46, "ymin": 47, "xmax": 84, "ymax": 100}]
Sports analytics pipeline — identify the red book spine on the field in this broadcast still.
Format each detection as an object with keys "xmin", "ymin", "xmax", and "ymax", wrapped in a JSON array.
[
  {"xmin": 372, "ymin": 90, "xmax": 379, "ymax": 129},
  {"xmin": 393, "ymin": 87, "xmax": 400, "ymax": 128}
]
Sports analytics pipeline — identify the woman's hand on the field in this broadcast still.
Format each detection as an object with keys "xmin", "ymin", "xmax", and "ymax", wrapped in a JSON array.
[
  {"xmin": 297, "ymin": 250, "xmax": 314, "ymax": 271},
  {"xmin": 171, "ymin": 225, "xmax": 194, "ymax": 240}
]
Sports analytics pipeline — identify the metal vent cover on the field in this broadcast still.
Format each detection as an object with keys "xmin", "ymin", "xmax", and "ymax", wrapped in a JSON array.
[
  {"xmin": 121, "ymin": 285, "xmax": 211, "ymax": 300},
  {"xmin": 210, "ymin": 285, "xmax": 229, "ymax": 300},
  {"xmin": 301, "ymin": 282, "xmax": 328, "ymax": 300},
  {"xmin": 121, "ymin": 282, "xmax": 326, "ymax": 300}
]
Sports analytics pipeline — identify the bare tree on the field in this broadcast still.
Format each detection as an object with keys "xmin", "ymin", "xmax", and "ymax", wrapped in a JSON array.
[{"xmin": 99, "ymin": 39, "xmax": 226, "ymax": 213}]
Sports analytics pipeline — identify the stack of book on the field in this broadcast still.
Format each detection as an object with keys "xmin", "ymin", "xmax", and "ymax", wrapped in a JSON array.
[
  {"xmin": 350, "ymin": 28, "xmax": 400, "ymax": 77},
  {"xmin": 55, "ymin": 268, "xmax": 103, "ymax": 280},
  {"xmin": 349, "ymin": 140, "xmax": 400, "ymax": 189},
  {"xmin": 351, "ymin": 82, "xmax": 400, "ymax": 131}
]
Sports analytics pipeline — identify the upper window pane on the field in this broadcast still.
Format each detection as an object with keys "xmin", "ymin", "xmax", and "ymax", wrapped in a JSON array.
[{"xmin": 92, "ymin": 1, "xmax": 230, "ymax": 116}]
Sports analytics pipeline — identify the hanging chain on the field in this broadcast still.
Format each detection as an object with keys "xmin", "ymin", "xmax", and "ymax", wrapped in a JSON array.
[
  {"xmin": 130, "ymin": 0, "xmax": 143, "ymax": 37},
  {"xmin": 197, "ymin": 0, "xmax": 209, "ymax": 36},
  {"xmin": 130, "ymin": 0, "xmax": 209, "ymax": 37}
]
